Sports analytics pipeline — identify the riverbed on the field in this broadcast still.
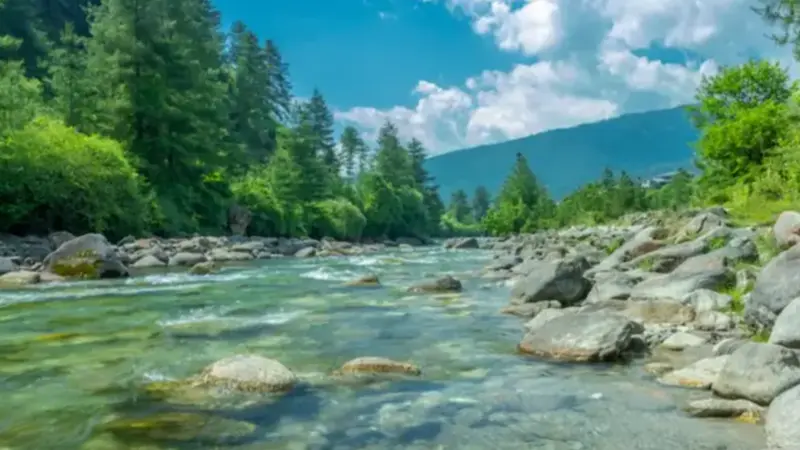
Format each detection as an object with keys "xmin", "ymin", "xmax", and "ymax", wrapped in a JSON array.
[{"xmin": 0, "ymin": 246, "xmax": 763, "ymax": 449}]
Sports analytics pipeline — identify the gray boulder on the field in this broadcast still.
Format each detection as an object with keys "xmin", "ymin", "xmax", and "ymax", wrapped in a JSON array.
[
  {"xmin": 745, "ymin": 244, "xmax": 800, "ymax": 330},
  {"xmin": 712, "ymin": 342, "xmax": 800, "ymax": 405},
  {"xmin": 510, "ymin": 256, "xmax": 591, "ymax": 306},
  {"xmin": 768, "ymin": 297, "xmax": 800, "ymax": 350},
  {"xmin": 766, "ymin": 384, "xmax": 800, "ymax": 449}
]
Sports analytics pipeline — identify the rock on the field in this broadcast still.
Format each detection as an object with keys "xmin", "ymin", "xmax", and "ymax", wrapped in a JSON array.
[
  {"xmin": 228, "ymin": 204, "xmax": 252, "ymax": 236},
  {"xmin": 408, "ymin": 275, "xmax": 462, "ymax": 293},
  {"xmin": 713, "ymin": 338, "xmax": 748, "ymax": 356},
  {"xmin": 518, "ymin": 312, "xmax": 643, "ymax": 362},
  {"xmin": 0, "ymin": 270, "xmax": 41, "ymax": 286},
  {"xmin": 199, "ymin": 355, "xmax": 297, "ymax": 392},
  {"xmin": 643, "ymin": 362, "xmax": 674, "ymax": 376},
  {"xmin": 684, "ymin": 397, "xmax": 764, "ymax": 419},
  {"xmin": 208, "ymin": 248, "xmax": 254, "ymax": 262},
  {"xmin": 768, "ymin": 297, "xmax": 800, "ymax": 350},
  {"xmin": 679, "ymin": 212, "xmax": 727, "ymax": 239},
  {"xmin": 131, "ymin": 254, "xmax": 166, "ymax": 268},
  {"xmin": 629, "ymin": 267, "xmax": 732, "ymax": 301},
  {"xmin": 682, "ymin": 289, "xmax": 733, "ymax": 313},
  {"xmin": 589, "ymin": 226, "xmax": 665, "ymax": 274},
  {"xmin": 658, "ymin": 355, "xmax": 729, "ymax": 389},
  {"xmin": 47, "ymin": 231, "xmax": 76, "ymax": 249},
  {"xmin": 765, "ymin": 384, "xmax": 800, "ymax": 449},
  {"xmin": 694, "ymin": 311, "xmax": 734, "ymax": 331},
  {"xmin": 713, "ymin": 342, "xmax": 800, "ymax": 405},
  {"xmin": 499, "ymin": 301, "xmax": 561, "ymax": 318},
  {"xmin": 745, "ymin": 244, "xmax": 800, "ymax": 331},
  {"xmin": 344, "ymin": 274, "xmax": 381, "ymax": 287},
  {"xmin": 509, "ymin": 256, "xmax": 591, "ymax": 306},
  {"xmin": 773, "ymin": 210, "xmax": 800, "ymax": 249},
  {"xmin": 43, "ymin": 233, "xmax": 129, "ymax": 278},
  {"xmin": 294, "ymin": 246, "xmax": 316, "ymax": 258},
  {"xmin": 523, "ymin": 308, "xmax": 572, "ymax": 332},
  {"xmin": 624, "ymin": 238, "xmax": 707, "ymax": 273},
  {"xmin": 660, "ymin": 331, "xmax": 707, "ymax": 351},
  {"xmin": 584, "ymin": 271, "xmax": 641, "ymax": 303},
  {"xmin": 189, "ymin": 261, "xmax": 216, "ymax": 275},
  {"xmin": 101, "ymin": 412, "xmax": 256, "ymax": 445},
  {"xmin": 446, "ymin": 237, "xmax": 479, "ymax": 249},
  {"xmin": 623, "ymin": 300, "xmax": 696, "ymax": 325},
  {"xmin": 338, "ymin": 357, "xmax": 421, "ymax": 376},
  {"xmin": 169, "ymin": 252, "xmax": 207, "ymax": 267},
  {"xmin": 0, "ymin": 256, "xmax": 19, "ymax": 275}
]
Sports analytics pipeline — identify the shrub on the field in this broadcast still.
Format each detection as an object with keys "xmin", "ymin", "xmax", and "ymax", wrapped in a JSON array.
[
  {"xmin": 0, "ymin": 116, "xmax": 150, "ymax": 239},
  {"xmin": 309, "ymin": 198, "xmax": 366, "ymax": 241}
]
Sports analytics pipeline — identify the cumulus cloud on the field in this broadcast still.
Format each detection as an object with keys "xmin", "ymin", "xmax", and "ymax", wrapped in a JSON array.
[{"xmin": 336, "ymin": 0, "xmax": 796, "ymax": 154}]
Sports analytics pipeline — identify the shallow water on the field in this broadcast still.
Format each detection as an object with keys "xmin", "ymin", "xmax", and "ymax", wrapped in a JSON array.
[{"xmin": 0, "ymin": 246, "xmax": 763, "ymax": 449}]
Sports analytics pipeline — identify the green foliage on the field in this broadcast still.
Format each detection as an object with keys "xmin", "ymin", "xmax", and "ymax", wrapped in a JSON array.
[
  {"xmin": 472, "ymin": 186, "xmax": 491, "ymax": 222},
  {"xmin": 309, "ymin": 198, "xmax": 366, "ymax": 241},
  {"xmin": 448, "ymin": 189, "xmax": 472, "ymax": 223},
  {"xmin": 0, "ymin": 116, "xmax": 149, "ymax": 238}
]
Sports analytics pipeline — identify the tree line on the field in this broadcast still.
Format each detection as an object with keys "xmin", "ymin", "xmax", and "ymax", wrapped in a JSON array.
[{"xmin": 0, "ymin": 0, "xmax": 446, "ymax": 241}]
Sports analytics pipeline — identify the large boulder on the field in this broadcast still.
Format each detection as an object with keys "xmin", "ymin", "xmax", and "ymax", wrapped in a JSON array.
[
  {"xmin": 518, "ymin": 312, "xmax": 643, "ymax": 362},
  {"xmin": 773, "ymin": 210, "xmax": 800, "ymax": 249},
  {"xmin": 712, "ymin": 342, "xmax": 800, "ymax": 405},
  {"xmin": 769, "ymin": 297, "xmax": 800, "ymax": 350},
  {"xmin": 766, "ymin": 384, "xmax": 800, "ymax": 450},
  {"xmin": 510, "ymin": 256, "xmax": 591, "ymax": 306},
  {"xmin": 744, "ymin": 244, "xmax": 800, "ymax": 331},
  {"xmin": 199, "ymin": 355, "xmax": 297, "ymax": 393},
  {"xmin": 43, "ymin": 233, "xmax": 128, "ymax": 278}
]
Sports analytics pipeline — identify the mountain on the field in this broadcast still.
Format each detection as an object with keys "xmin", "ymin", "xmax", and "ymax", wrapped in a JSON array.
[{"xmin": 425, "ymin": 106, "xmax": 699, "ymax": 201}]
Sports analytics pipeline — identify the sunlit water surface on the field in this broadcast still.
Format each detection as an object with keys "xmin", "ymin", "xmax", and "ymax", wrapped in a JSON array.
[{"xmin": 0, "ymin": 247, "xmax": 763, "ymax": 449}]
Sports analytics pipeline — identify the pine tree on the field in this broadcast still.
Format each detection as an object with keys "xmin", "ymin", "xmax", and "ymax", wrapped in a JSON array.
[
  {"xmin": 226, "ymin": 20, "xmax": 275, "ymax": 167},
  {"xmin": 407, "ymin": 138, "xmax": 430, "ymax": 187},
  {"xmin": 448, "ymin": 189, "xmax": 471, "ymax": 223},
  {"xmin": 339, "ymin": 125, "xmax": 366, "ymax": 181},
  {"xmin": 46, "ymin": 22, "xmax": 93, "ymax": 131},
  {"xmin": 373, "ymin": 120, "xmax": 412, "ymax": 187},
  {"xmin": 302, "ymin": 89, "xmax": 337, "ymax": 172},
  {"xmin": 472, "ymin": 185, "xmax": 490, "ymax": 222},
  {"xmin": 484, "ymin": 152, "xmax": 554, "ymax": 235},
  {"xmin": 264, "ymin": 39, "xmax": 292, "ymax": 121}
]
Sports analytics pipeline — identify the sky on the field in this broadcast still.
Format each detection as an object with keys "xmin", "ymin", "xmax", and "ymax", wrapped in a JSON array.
[{"xmin": 215, "ymin": 0, "xmax": 798, "ymax": 155}]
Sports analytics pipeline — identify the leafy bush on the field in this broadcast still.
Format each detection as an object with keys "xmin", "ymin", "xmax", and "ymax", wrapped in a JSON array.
[
  {"xmin": 0, "ymin": 116, "xmax": 150, "ymax": 239},
  {"xmin": 309, "ymin": 198, "xmax": 366, "ymax": 241}
]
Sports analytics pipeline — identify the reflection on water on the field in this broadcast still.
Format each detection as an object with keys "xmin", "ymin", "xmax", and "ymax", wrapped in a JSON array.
[{"xmin": 0, "ymin": 246, "xmax": 762, "ymax": 449}]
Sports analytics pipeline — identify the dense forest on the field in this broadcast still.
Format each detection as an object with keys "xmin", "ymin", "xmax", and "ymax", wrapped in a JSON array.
[
  {"xmin": 0, "ymin": 0, "xmax": 447, "ymax": 241},
  {"xmin": 2, "ymin": 0, "xmax": 799, "ymax": 241}
]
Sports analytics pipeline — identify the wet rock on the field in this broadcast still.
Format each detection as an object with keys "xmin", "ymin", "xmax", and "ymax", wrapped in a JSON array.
[
  {"xmin": 509, "ymin": 256, "xmax": 591, "ymax": 306},
  {"xmin": 684, "ymin": 397, "xmax": 764, "ymax": 419},
  {"xmin": 768, "ymin": 297, "xmax": 800, "ymax": 350},
  {"xmin": 0, "ymin": 270, "xmax": 41, "ymax": 286},
  {"xmin": 168, "ymin": 252, "xmax": 206, "ymax": 267},
  {"xmin": 713, "ymin": 342, "xmax": 800, "ymax": 405},
  {"xmin": 294, "ymin": 246, "xmax": 316, "ymax": 258},
  {"xmin": 523, "ymin": 308, "xmax": 573, "ymax": 333},
  {"xmin": 189, "ymin": 261, "xmax": 216, "ymax": 275},
  {"xmin": 744, "ymin": 244, "xmax": 800, "ymax": 331},
  {"xmin": 199, "ymin": 354, "xmax": 297, "ymax": 393},
  {"xmin": 101, "ymin": 412, "xmax": 256, "ymax": 445},
  {"xmin": 446, "ymin": 237, "xmax": 479, "ymax": 249},
  {"xmin": 765, "ymin": 384, "xmax": 800, "ymax": 449},
  {"xmin": 344, "ymin": 274, "xmax": 381, "ymax": 287},
  {"xmin": 337, "ymin": 357, "xmax": 421, "ymax": 376},
  {"xmin": 131, "ymin": 255, "xmax": 166, "ymax": 268},
  {"xmin": 773, "ymin": 210, "xmax": 800, "ymax": 249},
  {"xmin": 499, "ymin": 301, "xmax": 561, "ymax": 318},
  {"xmin": 44, "ymin": 233, "xmax": 129, "ymax": 278},
  {"xmin": 658, "ymin": 355, "xmax": 729, "ymax": 389},
  {"xmin": 518, "ymin": 312, "xmax": 643, "ymax": 362},
  {"xmin": 660, "ymin": 331, "xmax": 707, "ymax": 351},
  {"xmin": 643, "ymin": 362, "xmax": 674, "ymax": 376},
  {"xmin": 408, "ymin": 275, "xmax": 462, "ymax": 294}
]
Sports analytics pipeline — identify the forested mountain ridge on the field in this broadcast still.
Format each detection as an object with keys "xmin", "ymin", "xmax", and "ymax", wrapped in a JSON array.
[{"xmin": 425, "ymin": 106, "xmax": 699, "ymax": 200}]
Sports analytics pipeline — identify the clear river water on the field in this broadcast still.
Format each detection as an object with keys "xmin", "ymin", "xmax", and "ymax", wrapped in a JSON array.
[{"xmin": 0, "ymin": 246, "xmax": 763, "ymax": 449}]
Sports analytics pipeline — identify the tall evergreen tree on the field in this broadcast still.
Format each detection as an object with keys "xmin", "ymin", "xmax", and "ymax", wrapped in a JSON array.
[
  {"xmin": 302, "ymin": 89, "xmax": 337, "ymax": 174},
  {"xmin": 339, "ymin": 125, "xmax": 366, "ymax": 181},
  {"xmin": 264, "ymin": 39, "xmax": 291, "ymax": 121},
  {"xmin": 484, "ymin": 152, "xmax": 554, "ymax": 235},
  {"xmin": 226, "ymin": 20, "xmax": 275, "ymax": 167},
  {"xmin": 373, "ymin": 120, "xmax": 412, "ymax": 187},
  {"xmin": 448, "ymin": 189, "xmax": 471, "ymax": 223},
  {"xmin": 472, "ymin": 186, "xmax": 491, "ymax": 222},
  {"xmin": 45, "ymin": 23, "xmax": 92, "ymax": 130}
]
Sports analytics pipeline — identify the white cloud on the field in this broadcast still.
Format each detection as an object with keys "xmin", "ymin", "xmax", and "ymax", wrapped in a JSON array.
[{"xmin": 337, "ymin": 0, "xmax": 797, "ymax": 154}]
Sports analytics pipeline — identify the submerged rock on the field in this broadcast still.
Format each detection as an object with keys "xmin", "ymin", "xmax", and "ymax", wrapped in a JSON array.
[
  {"xmin": 189, "ymin": 261, "xmax": 217, "ymax": 275},
  {"xmin": 344, "ymin": 274, "xmax": 381, "ymax": 287},
  {"xmin": 408, "ymin": 275, "xmax": 462, "ymax": 293},
  {"xmin": 337, "ymin": 357, "xmax": 421, "ymax": 376},
  {"xmin": 199, "ymin": 354, "xmax": 297, "ymax": 393},
  {"xmin": 100, "ymin": 412, "xmax": 256, "ymax": 445}
]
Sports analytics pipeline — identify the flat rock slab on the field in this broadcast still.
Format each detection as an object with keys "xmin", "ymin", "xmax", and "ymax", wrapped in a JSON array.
[
  {"xmin": 658, "ymin": 355, "xmax": 729, "ymax": 389},
  {"xmin": 684, "ymin": 397, "xmax": 764, "ymax": 419},
  {"xmin": 518, "ymin": 312, "xmax": 643, "ymax": 362}
]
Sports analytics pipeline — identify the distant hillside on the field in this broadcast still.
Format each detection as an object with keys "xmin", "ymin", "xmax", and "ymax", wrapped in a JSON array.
[{"xmin": 425, "ymin": 106, "xmax": 699, "ymax": 201}]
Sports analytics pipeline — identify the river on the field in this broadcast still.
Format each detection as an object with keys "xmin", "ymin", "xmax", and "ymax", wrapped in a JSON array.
[{"xmin": 0, "ymin": 245, "xmax": 764, "ymax": 449}]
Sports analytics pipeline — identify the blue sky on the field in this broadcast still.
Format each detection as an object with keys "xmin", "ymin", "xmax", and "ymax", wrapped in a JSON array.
[{"xmin": 215, "ymin": 0, "xmax": 795, "ymax": 155}]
